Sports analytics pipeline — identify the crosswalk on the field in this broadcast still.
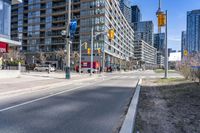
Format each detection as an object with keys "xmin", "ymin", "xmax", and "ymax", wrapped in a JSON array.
[{"xmin": 112, "ymin": 75, "xmax": 183, "ymax": 80}]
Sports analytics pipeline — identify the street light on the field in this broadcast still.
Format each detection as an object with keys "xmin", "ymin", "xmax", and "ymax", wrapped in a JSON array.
[
  {"xmin": 90, "ymin": 30, "xmax": 108, "ymax": 75},
  {"xmin": 61, "ymin": 0, "xmax": 71, "ymax": 79},
  {"xmin": 79, "ymin": 40, "xmax": 87, "ymax": 74},
  {"xmin": 32, "ymin": 56, "xmax": 35, "ymax": 64}
]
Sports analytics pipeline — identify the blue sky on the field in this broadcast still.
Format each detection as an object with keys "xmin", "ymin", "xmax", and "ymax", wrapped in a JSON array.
[{"xmin": 128, "ymin": 0, "xmax": 200, "ymax": 51}]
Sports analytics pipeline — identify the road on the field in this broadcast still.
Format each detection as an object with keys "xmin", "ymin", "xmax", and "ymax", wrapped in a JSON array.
[{"xmin": 0, "ymin": 73, "xmax": 138, "ymax": 133}]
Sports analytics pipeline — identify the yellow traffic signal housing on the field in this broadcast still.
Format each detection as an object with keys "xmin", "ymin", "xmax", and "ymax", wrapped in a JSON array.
[
  {"xmin": 184, "ymin": 50, "xmax": 188, "ymax": 56},
  {"xmin": 87, "ymin": 48, "xmax": 91, "ymax": 55},
  {"xmin": 84, "ymin": 42, "xmax": 88, "ymax": 49},
  {"xmin": 108, "ymin": 29, "xmax": 115, "ymax": 40},
  {"xmin": 158, "ymin": 12, "xmax": 166, "ymax": 27},
  {"xmin": 97, "ymin": 48, "xmax": 101, "ymax": 54}
]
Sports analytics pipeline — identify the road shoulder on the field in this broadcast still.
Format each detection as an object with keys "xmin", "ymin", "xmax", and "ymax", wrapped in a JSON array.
[{"xmin": 134, "ymin": 78, "xmax": 200, "ymax": 133}]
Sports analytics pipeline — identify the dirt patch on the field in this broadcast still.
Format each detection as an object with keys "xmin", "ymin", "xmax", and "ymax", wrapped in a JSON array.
[{"xmin": 135, "ymin": 79, "xmax": 200, "ymax": 133}]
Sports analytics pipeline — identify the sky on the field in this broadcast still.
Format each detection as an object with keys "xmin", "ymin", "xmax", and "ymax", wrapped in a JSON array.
[{"xmin": 127, "ymin": 0, "xmax": 200, "ymax": 51}]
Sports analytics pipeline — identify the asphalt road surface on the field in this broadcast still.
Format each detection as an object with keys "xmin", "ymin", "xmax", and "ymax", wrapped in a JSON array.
[{"xmin": 0, "ymin": 73, "xmax": 137, "ymax": 133}]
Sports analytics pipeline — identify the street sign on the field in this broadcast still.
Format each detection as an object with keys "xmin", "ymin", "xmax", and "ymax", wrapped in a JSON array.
[
  {"xmin": 184, "ymin": 50, "xmax": 188, "ymax": 56},
  {"xmin": 69, "ymin": 19, "xmax": 77, "ymax": 38}
]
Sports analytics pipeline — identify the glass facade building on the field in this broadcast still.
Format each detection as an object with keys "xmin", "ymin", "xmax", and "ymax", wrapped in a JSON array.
[
  {"xmin": 133, "ymin": 21, "xmax": 154, "ymax": 46},
  {"xmin": 12, "ymin": 0, "xmax": 135, "ymax": 69},
  {"xmin": 119, "ymin": 0, "xmax": 131, "ymax": 23},
  {"xmin": 186, "ymin": 10, "xmax": 200, "ymax": 53},
  {"xmin": 0, "ymin": 0, "xmax": 11, "ymax": 39},
  {"xmin": 131, "ymin": 5, "xmax": 141, "ymax": 23},
  {"xmin": 154, "ymin": 33, "xmax": 165, "ymax": 54},
  {"xmin": 181, "ymin": 31, "xmax": 186, "ymax": 58}
]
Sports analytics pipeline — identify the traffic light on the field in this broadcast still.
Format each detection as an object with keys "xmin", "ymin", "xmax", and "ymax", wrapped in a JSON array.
[
  {"xmin": 158, "ymin": 12, "xmax": 166, "ymax": 27},
  {"xmin": 97, "ymin": 48, "xmax": 101, "ymax": 54},
  {"xmin": 184, "ymin": 50, "xmax": 188, "ymax": 56},
  {"xmin": 87, "ymin": 48, "xmax": 91, "ymax": 55},
  {"xmin": 84, "ymin": 42, "xmax": 88, "ymax": 49},
  {"xmin": 108, "ymin": 29, "xmax": 115, "ymax": 40}
]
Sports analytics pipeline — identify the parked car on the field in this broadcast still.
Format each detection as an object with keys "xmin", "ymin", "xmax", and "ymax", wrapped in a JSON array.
[{"xmin": 34, "ymin": 65, "xmax": 56, "ymax": 72}]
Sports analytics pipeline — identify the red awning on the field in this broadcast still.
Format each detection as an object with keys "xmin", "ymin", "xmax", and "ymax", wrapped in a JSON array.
[{"xmin": 0, "ymin": 42, "xmax": 8, "ymax": 53}]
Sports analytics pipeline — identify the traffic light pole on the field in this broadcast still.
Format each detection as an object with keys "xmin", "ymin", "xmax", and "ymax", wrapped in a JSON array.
[
  {"xmin": 164, "ymin": 10, "xmax": 168, "ymax": 78},
  {"xmin": 79, "ymin": 40, "xmax": 82, "ymax": 74},
  {"xmin": 90, "ymin": 27, "xmax": 94, "ymax": 76},
  {"xmin": 65, "ymin": 0, "xmax": 71, "ymax": 79}
]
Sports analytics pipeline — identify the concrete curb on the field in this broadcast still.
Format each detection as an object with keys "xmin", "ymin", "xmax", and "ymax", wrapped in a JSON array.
[
  {"xmin": 0, "ymin": 75, "xmax": 100, "ymax": 98},
  {"xmin": 120, "ymin": 78, "xmax": 142, "ymax": 133}
]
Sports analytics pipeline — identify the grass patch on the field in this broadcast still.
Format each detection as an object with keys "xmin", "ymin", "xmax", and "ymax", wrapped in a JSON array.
[
  {"xmin": 154, "ymin": 69, "xmax": 177, "ymax": 73},
  {"xmin": 154, "ymin": 78, "xmax": 186, "ymax": 84}
]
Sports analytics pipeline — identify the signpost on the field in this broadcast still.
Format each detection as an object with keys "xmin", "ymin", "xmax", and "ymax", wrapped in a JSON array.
[{"xmin": 69, "ymin": 19, "xmax": 77, "ymax": 39}]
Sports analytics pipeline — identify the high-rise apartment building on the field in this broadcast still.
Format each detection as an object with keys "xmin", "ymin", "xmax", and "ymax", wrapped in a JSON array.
[
  {"xmin": 134, "ymin": 40, "xmax": 157, "ymax": 69},
  {"xmin": 133, "ymin": 21, "xmax": 154, "ymax": 46},
  {"xmin": 131, "ymin": 5, "xmax": 141, "ymax": 23},
  {"xmin": 181, "ymin": 31, "xmax": 186, "ymax": 58},
  {"xmin": 186, "ymin": 9, "xmax": 200, "ymax": 53},
  {"xmin": 0, "ymin": 0, "xmax": 21, "ymax": 55},
  {"xmin": 12, "ymin": 0, "xmax": 135, "ymax": 69}
]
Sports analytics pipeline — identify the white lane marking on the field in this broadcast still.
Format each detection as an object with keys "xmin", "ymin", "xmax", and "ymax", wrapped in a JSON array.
[{"xmin": 0, "ymin": 75, "xmax": 120, "ymax": 112}]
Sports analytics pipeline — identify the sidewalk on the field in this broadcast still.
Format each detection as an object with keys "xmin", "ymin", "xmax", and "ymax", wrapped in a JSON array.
[
  {"xmin": 0, "ymin": 72, "xmax": 102, "ymax": 98},
  {"xmin": 21, "ymin": 71, "xmax": 90, "ymax": 79}
]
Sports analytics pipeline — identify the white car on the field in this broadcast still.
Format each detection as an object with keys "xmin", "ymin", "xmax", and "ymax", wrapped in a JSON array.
[{"xmin": 34, "ymin": 65, "xmax": 56, "ymax": 72}]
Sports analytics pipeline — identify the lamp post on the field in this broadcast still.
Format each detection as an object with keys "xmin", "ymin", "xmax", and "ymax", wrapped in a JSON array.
[
  {"xmin": 79, "ymin": 40, "xmax": 82, "ymax": 74},
  {"xmin": 164, "ymin": 10, "xmax": 168, "ymax": 78},
  {"xmin": 90, "ymin": 27, "xmax": 94, "ymax": 76},
  {"xmin": 65, "ymin": 0, "xmax": 71, "ymax": 79},
  {"xmin": 32, "ymin": 56, "xmax": 35, "ymax": 64},
  {"xmin": 79, "ymin": 40, "xmax": 87, "ymax": 74},
  {"xmin": 91, "ymin": 31, "xmax": 107, "ymax": 75}
]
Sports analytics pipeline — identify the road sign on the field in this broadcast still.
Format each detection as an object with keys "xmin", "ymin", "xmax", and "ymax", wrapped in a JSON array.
[
  {"xmin": 69, "ymin": 19, "xmax": 77, "ymax": 38},
  {"xmin": 184, "ymin": 50, "xmax": 188, "ymax": 56}
]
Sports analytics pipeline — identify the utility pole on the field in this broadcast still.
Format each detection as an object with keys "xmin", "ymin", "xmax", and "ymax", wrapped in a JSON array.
[
  {"xmin": 102, "ymin": 44, "xmax": 105, "ymax": 73},
  {"xmin": 165, "ymin": 10, "xmax": 168, "ymax": 78},
  {"xmin": 79, "ymin": 40, "xmax": 82, "ymax": 74},
  {"xmin": 66, "ymin": 0, "xmax": 71, "ymax": 79},
  {"xmin": 90, "ymin": 27, "xmax": 94, "ymax": 76},
  {"xmin": 157, "ymin": 0, "xmax": 161, "ymax": 33},
  {"xmin": 156, "ymin": 0, "xmax": 168, "ymax": 78}
]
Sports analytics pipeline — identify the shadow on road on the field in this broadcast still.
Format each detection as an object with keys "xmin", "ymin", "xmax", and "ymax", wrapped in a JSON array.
[{"xmin": 0, "ymin": 85, "xmax": 135, "ymax": 133}]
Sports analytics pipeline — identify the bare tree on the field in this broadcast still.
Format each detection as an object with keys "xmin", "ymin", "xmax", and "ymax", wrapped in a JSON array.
[
  {"xmin": 73, "ymin": 51, "xmax": 80, "ymax": 67},
  {"xmin": 36, "ymin": 52, "xmax": 49, "ymax": 65},
  {"xmin": 55, "ymin": 49, "xmax": 66, "ymax": 69},
  {"xmin": 3, "ymin": 49, "xmax": 25, "ymax": 63},
  {"xmin": 3, "ymin": 49, "xmax": 20, "ymax": 61}
]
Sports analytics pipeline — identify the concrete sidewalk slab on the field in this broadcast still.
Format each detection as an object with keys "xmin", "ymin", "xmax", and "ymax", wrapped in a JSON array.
[{"xmin": 0, "ymin": 74, "xmax": 102, "ymax": 99}]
